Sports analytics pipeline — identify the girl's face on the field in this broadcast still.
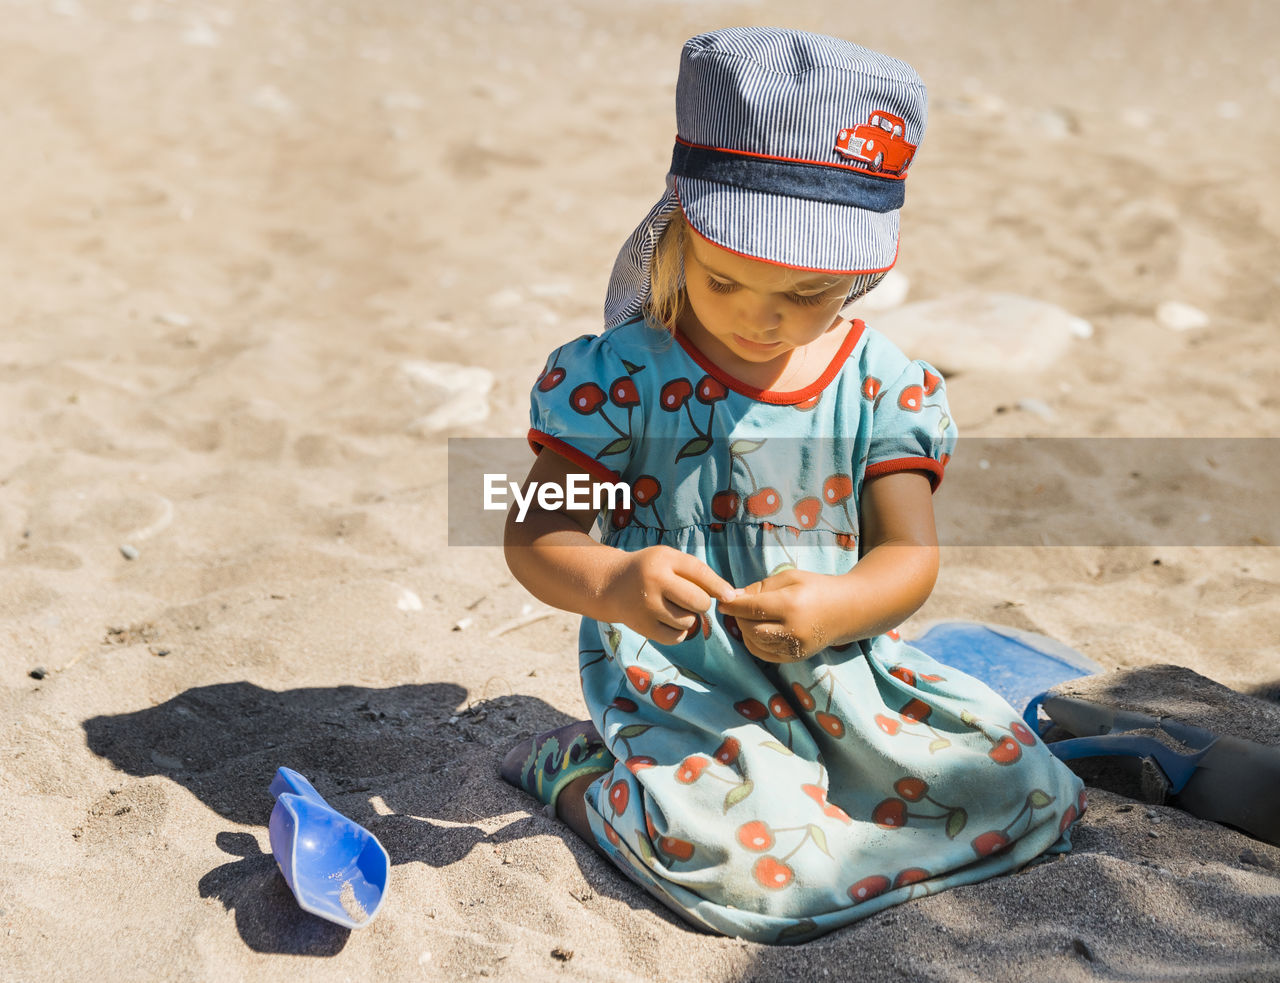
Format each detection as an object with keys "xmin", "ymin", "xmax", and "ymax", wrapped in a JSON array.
[{"xmin": 678, "ymin": 230, "xmax": 857, "ymax": 367}]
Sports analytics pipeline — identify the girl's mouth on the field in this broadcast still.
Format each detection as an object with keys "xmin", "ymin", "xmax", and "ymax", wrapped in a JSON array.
[{"xmin": 733, "ymin": 334, "xmax": 782, "ymax": 351}]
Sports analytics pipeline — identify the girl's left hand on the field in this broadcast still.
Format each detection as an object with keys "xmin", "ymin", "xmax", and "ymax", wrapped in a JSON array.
[{"xmin": 717, "ymin": 569, "xmax": 849, "ymax": 663}]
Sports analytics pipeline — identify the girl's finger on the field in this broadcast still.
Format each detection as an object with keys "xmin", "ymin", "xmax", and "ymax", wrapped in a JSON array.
[
  {"xmin": 736, "ymin": 624, "xmax": 782, "ymax": 662},
  {"xmin": 671, "ymin": 552, "xmax": 738, "ymax": 602},
  {"xmin": 717, "ymin": 588, "xmax": 786, "ymax": 622},
  {"xmin": 663, "ymin": 577, "xmax": 714, "ymax": 619},
  {"xmin": 654, "ymin": 599, "xmax": 699, "ymax": 634},
  {"xmin": 742, "ymin": 621, "xmax": 804, "ymax": 662},
  {"xmin": 646, "ymin": 620, "xmax": 696, "ymax": 646}
]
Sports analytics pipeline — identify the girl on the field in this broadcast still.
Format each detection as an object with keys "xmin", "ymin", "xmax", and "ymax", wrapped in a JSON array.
[{"xmin": 500, "ymin": 27, "xmax": 1085, "ymax": 944}]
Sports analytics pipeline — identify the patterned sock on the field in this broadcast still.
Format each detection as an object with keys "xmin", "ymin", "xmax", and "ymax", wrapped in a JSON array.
[{"xmin": 500, "ymin": 719, "xmax": 614, "ymax": 811}]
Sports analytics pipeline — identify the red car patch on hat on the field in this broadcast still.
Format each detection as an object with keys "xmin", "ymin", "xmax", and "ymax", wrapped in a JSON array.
[{"xmin": 834, "ymin": 111, "xmax": 916, "ymax": 175}]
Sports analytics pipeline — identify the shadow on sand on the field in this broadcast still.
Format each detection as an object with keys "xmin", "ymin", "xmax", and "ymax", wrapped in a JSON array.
[
  {"xmin": 81, "ymin": 672, "xmax": 1280, "ymax": 974},
  {"xmin": 83, "ymin": 680, "xmax": 585, "ymax": 955}
]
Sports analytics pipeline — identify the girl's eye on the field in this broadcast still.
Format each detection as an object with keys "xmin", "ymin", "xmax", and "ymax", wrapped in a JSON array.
[
  {"xmin": 788, "ymin": 291, "xmax": 829, "ymax": 307},
  {"xmin": 703, "ymin": 275, "xmax": 831, "ymax": 305}
]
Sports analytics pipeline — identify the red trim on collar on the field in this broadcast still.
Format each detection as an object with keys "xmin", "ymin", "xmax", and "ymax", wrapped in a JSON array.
[{"xmin": 672, "ymin": 319, "xmax": 866, "ymax": 406}]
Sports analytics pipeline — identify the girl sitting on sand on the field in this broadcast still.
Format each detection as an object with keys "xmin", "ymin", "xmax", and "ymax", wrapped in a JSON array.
[{"xmin": 500, "ymin": 27, "xmax": 1086, "ymax": 944}]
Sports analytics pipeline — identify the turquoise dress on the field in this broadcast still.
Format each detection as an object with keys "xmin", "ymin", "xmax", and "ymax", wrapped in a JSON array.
[{"xmin": 526, "ymin": 315, "xmax": 1085, "ymax": 944}]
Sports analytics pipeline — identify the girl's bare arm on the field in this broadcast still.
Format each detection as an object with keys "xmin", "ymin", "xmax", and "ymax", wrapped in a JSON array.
[{"xmin": 835, "ymin": 468, "xmax": 940, "ymax": 638}]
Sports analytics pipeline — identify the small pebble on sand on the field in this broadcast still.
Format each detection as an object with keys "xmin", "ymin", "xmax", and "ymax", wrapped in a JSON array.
[
  {"xmin": 1028, "ymin": 106, "xmax": 1076, "ymax": 139},
  {"xmin": 1068, "ymin": 317, "xmax": 1094, "ymax": 339},
  {"xmin": 396, "ymin": 588, "xmax": 423, "ymax": 612},
  {"xmin": 1240, "ymin": 849, "xmax": 1273, "ymax": 869},
  {"xmin": 182, "ymin": 21, "xmax": 220, "ymax": 47},
  {"xmin": 487, "ymin": 289, "xmax": 523, "ymax": 309},
  {"xmin": 149, "ymin": 750, "xmax": 184, "ymax": 770},
  {"xmin": 1015, "ymin": 398, "xmax": 1055, "ymax": 420},
  {"xmin": 120, "ymin": 544, "xmax": 140, "ymax": 560},
  {"xmin": 250, "ymin": 85, "xmax": 294, "ymax": 115},
  {"xmin": 402, "ymin": 360, "xmax": 494, "ymax": 434},
  {"xmin": 1122, "ymin": 107, "xmax": 1153, "ymax": 129},
  {"xmin": 872, "ymin": 292, "xmax": 1087, "ymax": 375},
  {"xmin": 29, "ymin": 667, "xmax": 47, "ymax": 680},
  {"xmin": 1156, "ymin": 301, "xmax": 1210, "ymax": 332}
]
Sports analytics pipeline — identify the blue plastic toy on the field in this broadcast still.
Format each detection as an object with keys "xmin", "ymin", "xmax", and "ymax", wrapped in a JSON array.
[
  {"xmin": 909, "ymin": 621, "xmax": 1103, "ymax": 725},
  {"xmin": 908, "ymin": 622, "xmax": 1280, "ymax": 846},
  {"xmin": 268, "ymin": 767, "xmax": 390, "ymax": 929}
]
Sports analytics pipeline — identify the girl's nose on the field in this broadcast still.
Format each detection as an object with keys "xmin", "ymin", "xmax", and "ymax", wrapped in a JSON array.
[{"xmin": 737, "ymin": 292, "xmax": 783, "ymax": 331}]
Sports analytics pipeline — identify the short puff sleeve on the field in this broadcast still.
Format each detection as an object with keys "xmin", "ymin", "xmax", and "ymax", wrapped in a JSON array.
[
  {"xmin": 863, "ymin": 358, "xmax": 956, "ymax": 491},
  {"xmin": 528, "ymin": 333, "xmax": 644, "ymax": 484}
]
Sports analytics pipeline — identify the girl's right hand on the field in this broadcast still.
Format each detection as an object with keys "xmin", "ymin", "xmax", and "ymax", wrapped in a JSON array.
[{"xmin": 603, "ymin": 546, "xmax": 738, "ymax": 646}]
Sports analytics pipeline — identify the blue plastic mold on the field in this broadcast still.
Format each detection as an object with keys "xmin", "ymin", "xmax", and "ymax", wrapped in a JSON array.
[{"xmin": 908, "ymin": 621, "xmax": 1102, "ymax": 724}]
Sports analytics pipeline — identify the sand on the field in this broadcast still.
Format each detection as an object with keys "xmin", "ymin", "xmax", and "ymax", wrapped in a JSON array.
[
  {"xmin": 339, "ymin": 880, "xmax": 370, "ymax": 925},
  {"xmin": 2, "ymin": 0, "xmax": 1279, "ymax": 980}
]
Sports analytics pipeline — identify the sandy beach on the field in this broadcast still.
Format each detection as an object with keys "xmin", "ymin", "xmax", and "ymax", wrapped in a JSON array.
[{"xmin": 2, "ymin": 0, "xmax": 1279, "ymax": 980}]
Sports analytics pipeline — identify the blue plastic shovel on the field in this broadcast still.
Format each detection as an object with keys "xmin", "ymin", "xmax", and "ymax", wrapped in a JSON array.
[{"xmin": 268, "ymin": 767, "xmax": 390, "ymax": 929}]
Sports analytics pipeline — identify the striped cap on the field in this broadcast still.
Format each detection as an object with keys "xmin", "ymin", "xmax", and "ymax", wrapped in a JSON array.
[{"xmin": 605, "ymin": 27, "xmax": 926, "ymax": 328}]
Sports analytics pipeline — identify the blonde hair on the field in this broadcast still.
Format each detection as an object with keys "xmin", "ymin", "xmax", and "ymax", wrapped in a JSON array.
[
  {"xmin": 644, "ymin": 211, "xmax": 688, "ymax": 334},
  {"xmin": 642, "ymin": 209, "xmax": 891, "ymax": 334}
]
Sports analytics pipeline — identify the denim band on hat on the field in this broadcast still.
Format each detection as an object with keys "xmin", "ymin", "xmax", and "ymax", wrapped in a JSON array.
[
  {"xmin": 605, "ymin": 27, "xmax": 926, "ymax": 329},
  {"xmin": 670, "ymin": 140, "xmax": 906, "ymax": 212}
]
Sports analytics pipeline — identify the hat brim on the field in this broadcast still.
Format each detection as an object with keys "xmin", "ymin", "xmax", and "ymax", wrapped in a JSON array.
[
  {"xmin": 675, "ymin": 175, "xmax": 899, "ymax": 276},
  {"xmin": 602, "ymin": 176, "xmax": 901, "ymax": 329}
]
